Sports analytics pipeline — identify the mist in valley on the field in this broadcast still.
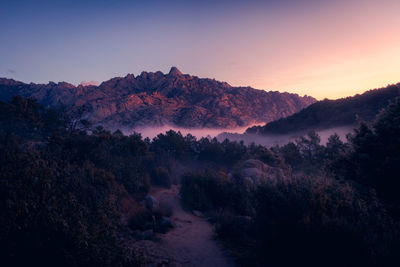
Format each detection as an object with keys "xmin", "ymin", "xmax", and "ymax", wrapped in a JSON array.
[
  {"xmin": 122, "ymin": 124, "xmax": 355, "ymax": 147},
  {"xmin": 218, "ymin": 126, "xmax": 355, "ymax": 147},
  {"xmin": 122, "ymin": 124, "xmax": 261, "ymax": 140}
]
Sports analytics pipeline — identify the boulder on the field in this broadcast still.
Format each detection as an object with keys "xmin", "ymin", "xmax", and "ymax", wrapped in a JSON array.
[
  {"xmin": 156, "ymin": 216, "xmax": 174, "ymax": 233},
  {"xmin": 192, "ymin": 210, "xmax": 204, "ymax": 217},
  {"xmin": 132, "ymin": 229, "xmax": 153, "ymax": 240},
  {"xmin": 157, "ymin": 216, "xmax": 174, "ymax": 233},
  {"xmin": 159, "ymin": 216, "xmax": 173, "ymax": 228},
  {"xmin": 144, "ymin": 195, "xmax": 159, "ymax": 211}
]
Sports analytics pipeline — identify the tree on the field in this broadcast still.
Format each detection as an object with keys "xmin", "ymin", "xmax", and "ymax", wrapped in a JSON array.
[{"xmin": 344, "ymin": 98, "xmax": 400, "ymax": 216}]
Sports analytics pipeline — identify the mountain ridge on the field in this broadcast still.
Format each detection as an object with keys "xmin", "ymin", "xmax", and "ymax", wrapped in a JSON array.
[
  {"xmin": 247, "ymin": 83, "xmax": 400, "ymax": 135},
  {"xmin": 0, "ymin": 67, "xmax": 316, "ymax": 128}
]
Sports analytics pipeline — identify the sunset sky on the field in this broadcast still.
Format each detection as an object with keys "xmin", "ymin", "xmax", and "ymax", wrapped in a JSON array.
[{"xmin": 1, "ymin": 0, "xmax": 400, "ymax": 99}]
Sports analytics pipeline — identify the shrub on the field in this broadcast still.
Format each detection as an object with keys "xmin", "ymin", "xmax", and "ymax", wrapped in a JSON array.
[
  {"xmin": 180, "ymin": 170, "xmax": 232, "ymax": 211},
  {"xmin": 150, "ymin": 166, "xmax": 171, "ymax": 188},
  {"xmin": 215, "ymin": 174, "xmax": 399, "ymax": 266},
  {"xmin": 0, "ymin": 141, "xmax": 141, "ymax": 266},
  {"xmin": 128, "ymin": 208, "xmax": 154, "ymax": 231}
]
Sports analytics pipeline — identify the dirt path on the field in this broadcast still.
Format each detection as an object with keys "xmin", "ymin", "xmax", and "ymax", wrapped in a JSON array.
[{"xmin": 135, "ymin": 185, "xmax": 236, "ymax": 267}]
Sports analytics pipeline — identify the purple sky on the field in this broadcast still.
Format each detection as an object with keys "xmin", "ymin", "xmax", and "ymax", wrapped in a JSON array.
[{"xmin": 1, "ymin": 0, "xmax": 400, "ymax": 99}]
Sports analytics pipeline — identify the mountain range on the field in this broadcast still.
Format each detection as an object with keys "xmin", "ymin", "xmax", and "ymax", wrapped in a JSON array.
[{"xmin": 0, "ymin": 67, "xmax": 315, "ymax": 129}]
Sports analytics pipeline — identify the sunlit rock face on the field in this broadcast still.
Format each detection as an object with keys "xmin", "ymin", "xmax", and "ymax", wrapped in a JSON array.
[
  {"xmin": 0, "ymin": 67, "xmax": 316, "ymax": 128},
  {"xmin": 79, "ymin": 81, "xmax": 99, "ymax": 87}
]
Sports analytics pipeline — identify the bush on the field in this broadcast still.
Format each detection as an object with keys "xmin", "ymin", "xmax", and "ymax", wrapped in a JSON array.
[
  {"xmin": 0, "ymin": 140, "xmax": 141, "ymax": 266},
  {"xmin": 150, "ymin": 166, "xmax": 171, "ymax": 188},
  {"xmin": 128, "ymin": 208, "xmax": 154, "ymax": 231},
  {"xmin": 180, "ymin": 170, "xmax": 232, "ymax": 211},
  {"xmin": 215, "ymin": 174, "xmax": 399, "ymax": 266}
]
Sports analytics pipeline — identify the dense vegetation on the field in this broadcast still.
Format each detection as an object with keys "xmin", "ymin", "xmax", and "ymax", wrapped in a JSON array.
[
  {"xmin": 0, "ymin": 96, "xmax": 294, "ymax": 266},
  {"xmin": 181, "ymin": 98, "xmax": 400, "ymax": 266},
  {"xmin": 247, "ymin": 83, "xmax": 400, "ymax": 134},
  {"xmin": 0, "ymin": 97, "xmax": 146, "ymax": 266},
  {"xmin": 1, "ymin": 95, "xmax": 400, "ymax": 266}
]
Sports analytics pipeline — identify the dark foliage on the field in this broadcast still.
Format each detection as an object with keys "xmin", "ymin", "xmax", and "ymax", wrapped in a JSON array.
[
  {"xmin": 180, "ymin": 99, "xmax": 400, "ymax": 266},
  {"xmin": 180, "ymin": 171, "xmax": 232, "ymax": 211},
  {"xmin": 338, "ymin": 98, "xmax": 400, "ymax": 216},
  {"xmin": 0, "ymin": 136, "xmax": 142, "ymax": 266},
  {"xmin": 0, "ymin": 96, "xmax": 66, "ymax": 140},
  {"xmin": 181, "ymin": 171, "xmax": 399, "ymax": 267},
  {"xmin": 0, "ymin": 97, "xmax": 148, "ymax": 266},
  {"xmin": 251, "ymin": 176, "xmax": 397, "ymax": 267}
]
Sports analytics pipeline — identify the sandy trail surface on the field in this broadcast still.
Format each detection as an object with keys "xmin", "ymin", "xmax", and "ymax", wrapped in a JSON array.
[{"xmin": 135, "ymin": 185, "xmax": 236, "ymax": 267}]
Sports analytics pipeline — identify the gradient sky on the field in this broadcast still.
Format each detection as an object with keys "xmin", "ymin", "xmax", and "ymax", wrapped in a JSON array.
[{"xmin": 1, "ymin": 0, "xmax": 400, "ymax": 99}]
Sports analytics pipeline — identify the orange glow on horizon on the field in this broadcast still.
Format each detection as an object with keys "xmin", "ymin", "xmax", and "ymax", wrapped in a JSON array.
[
  {"xmin": 187, "ymin": 0, "xmax": 400, "ymax": 100},
  {"xmin": 251, "ymin": 40, "xmax": 400, "ymax": 100}
]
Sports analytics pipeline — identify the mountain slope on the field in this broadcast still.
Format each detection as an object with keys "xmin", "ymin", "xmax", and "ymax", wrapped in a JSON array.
[
  {"xmin": 247, "ymin": 83, "xmax": 400, "ymax": 134},
  {"xmin": 0, "ymin": 67, "xmax": 315, "ymax": 128}
]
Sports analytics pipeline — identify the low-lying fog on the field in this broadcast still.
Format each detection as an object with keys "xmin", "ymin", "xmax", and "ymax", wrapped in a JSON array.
[
  {"xmin": 217, "ymin": 126, "xmax": 354, "ymax": 147},
  {"xmin": 123, "ymin": 124, "xmax": 263, "ymax": 139},
  {"xmin": 122, "ymin": 125, "xmax": 355, "ymax": 147}
]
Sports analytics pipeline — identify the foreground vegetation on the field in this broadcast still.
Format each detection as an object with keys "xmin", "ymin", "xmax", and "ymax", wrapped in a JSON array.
[
  {"xmin": 181, "ymin": 99, "xmax": 400, "ymax": 266},
  {"xmin": 1, "ymin": 96, "xmax": 400, "ymax": 266}
]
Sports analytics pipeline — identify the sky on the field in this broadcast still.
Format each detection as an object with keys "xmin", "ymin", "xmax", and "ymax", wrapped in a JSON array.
[{"xmin": 1, "ymin": 0, "xmax": 400, "ymax": 100}]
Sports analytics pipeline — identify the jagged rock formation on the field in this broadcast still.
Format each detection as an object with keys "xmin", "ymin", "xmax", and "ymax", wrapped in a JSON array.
[{"xmin": 0, "ymin": 67, "xmax": 315, "ymax": 128}]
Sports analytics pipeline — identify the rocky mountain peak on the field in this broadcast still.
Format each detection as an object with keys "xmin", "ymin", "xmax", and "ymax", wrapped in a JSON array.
[
  {"xmin": 125, "ymin": 74, "xmax": 135, "ymax": 80},
  {"xmin": 57, "ymin": 82, "xmax": 76, "ymax": 89},
  {"xmin": 168, "ymin": 66, "xmax": 183, "ymax": 77}
]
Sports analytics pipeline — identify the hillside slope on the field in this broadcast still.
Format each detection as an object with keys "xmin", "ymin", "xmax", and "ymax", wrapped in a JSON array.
[{"xmin": 247, "ymin": 83, "xmax": 400, "ymax": 134}]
